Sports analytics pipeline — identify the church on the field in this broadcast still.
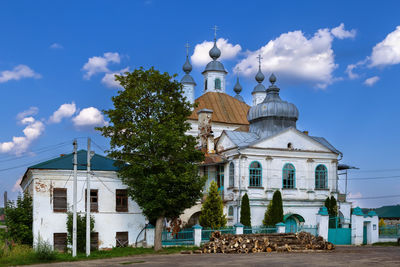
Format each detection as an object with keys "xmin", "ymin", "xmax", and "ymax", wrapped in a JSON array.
[{"xmin": 179, "ymin": 35, "xmax": 352, "ymax": 230}]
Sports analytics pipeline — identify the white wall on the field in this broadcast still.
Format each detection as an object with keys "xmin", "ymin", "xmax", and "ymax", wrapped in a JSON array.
[
  {"xmin": 203, "ymin": 71, "xmax": 226, "ymax": 93},
  {"xmin": 24, "ymin": 169, "xmax": 147, "ymax": 250}
]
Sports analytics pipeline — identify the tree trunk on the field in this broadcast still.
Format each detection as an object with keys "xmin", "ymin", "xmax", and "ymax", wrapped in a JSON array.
[{"xmin": 154, "ymin": 216, "xmax": 164, "ymax": 251}]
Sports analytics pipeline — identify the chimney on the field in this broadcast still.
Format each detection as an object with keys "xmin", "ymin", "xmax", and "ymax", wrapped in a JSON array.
[{"xmin": 197, "ymin": 109, "xmax": 214, "ymax": 153}]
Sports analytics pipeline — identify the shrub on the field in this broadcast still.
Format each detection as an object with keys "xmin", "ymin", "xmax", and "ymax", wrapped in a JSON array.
[
  {"xmin": 199, "ymin": 181, "xmax": 226, "ymax": 228},
  {"xmin": 263, "ymin": 190, "xmax": 283, "ymax": 226},
  {"xmin": 34, "ymin": 236, "xmax": 57, "ymax": 261},
  {"xmin": 240, "ymin": 193, "xmax": 251, "ymax": 227}
]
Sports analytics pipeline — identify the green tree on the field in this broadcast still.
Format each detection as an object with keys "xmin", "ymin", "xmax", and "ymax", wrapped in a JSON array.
[
  {"xmin": 330, "ymin": 196, "xmax": 338, "ymax": 217},
  {"xmin": 97, "ymin": 67, "xmax": 205, "ymax": 251},
  {"xmin": 4, "ymin": 192, "xmax": 33, "ymax": 245},
  {"xmin": 263, "ymin": 190, "xmax": 283, "ymax": 226},
  {"xmin": 325, "ymin": 196, "xmax": 338, "ymax": 228},
  {"xmin": 199, "ymin": 181, "xmax": 227, "ymax": 228},
  {"xmin": 66, "ymin": 212, "xmax": 94, "ymax": 253},
  {"xmin": 240, "ymin": 193, "xmax": 251, "ymax": 227}
]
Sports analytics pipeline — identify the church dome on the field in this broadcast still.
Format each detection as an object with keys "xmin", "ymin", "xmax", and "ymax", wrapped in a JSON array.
[
  {"xmin": 202, "ymin": 60, "xmax": 227, "ymax": 74},
  {"xmin": 182, "ymin": 57, "xmax": 192, "ymax": 73},
  {"xmin": 209, "ymin": 41, "xmax": 221, "ymax": 60},
  {"xmin": 181, "ymin": 74, "xmax": 196, "ymax": 85},
  {"xmin": 247, "ymin": 74, "xmax": 299, "ymax": 137}
]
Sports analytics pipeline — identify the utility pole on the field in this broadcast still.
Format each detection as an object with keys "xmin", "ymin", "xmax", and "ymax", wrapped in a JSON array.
[
  {"xmin": 72, "ymin": 139, "xmax": 78, "ymax": 257},
  {"xmin": 86, "ymin": 138, "xmax": 91, "ymax": 257}
]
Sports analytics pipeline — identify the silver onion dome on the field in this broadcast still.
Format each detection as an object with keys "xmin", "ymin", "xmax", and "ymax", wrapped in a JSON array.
[
  {"xmin": 247, "ymin": 74, "xmax": 299, "ymax": 138},
  {"xmin": 182, "ymin": 56, "xmax": 192, "ymax": 74}
]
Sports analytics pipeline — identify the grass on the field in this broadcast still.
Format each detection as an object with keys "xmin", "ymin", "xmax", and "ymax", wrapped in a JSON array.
[
  {"xmin": 372, "ymin": 241, "xmax": 399, "ymax": 246},
  {"xmin": 0, "ymin": 245, "xmax": 197, "ymax": 267}
]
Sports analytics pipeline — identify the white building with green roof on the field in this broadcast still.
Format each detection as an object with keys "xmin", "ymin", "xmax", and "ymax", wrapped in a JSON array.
[{"xmin": 20, "ymin": 150, "xmax": 147, "ymax": 251}]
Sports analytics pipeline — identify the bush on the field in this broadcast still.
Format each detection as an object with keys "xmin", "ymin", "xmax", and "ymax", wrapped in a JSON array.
[
  {"xmin": 34, "ymin": 236, "xmax": 57, "ymax": 261},
  {"xmin": 240, "ymin": 193, "xmax": 251, "ymax": 227},
  {"xmin": 263, "ymin": 190, "xmax": 283, "ymax": 226},
  {"xmin": 199, "ymin": 181, "xmax": 226, "ymax": 228}
]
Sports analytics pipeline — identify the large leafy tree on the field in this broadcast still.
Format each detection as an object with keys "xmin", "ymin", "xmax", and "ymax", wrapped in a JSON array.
[
  {"xmin": 263, "ymin": 190, "xmax": 283, "ymax": 226},
  {"xmin": 97, "ymin": 67, "xmax": 205, "ymax": 250},
  {"xmin": 199, "ymin": 181, "xmax": 226, "ymax": 228},
  {"xmin": 4, "ymin": 192, "xmax": 33, "ymax": 245},
  {"xmin": 240, "ymin": 193, "xmax": 251, "ymax": 227}
]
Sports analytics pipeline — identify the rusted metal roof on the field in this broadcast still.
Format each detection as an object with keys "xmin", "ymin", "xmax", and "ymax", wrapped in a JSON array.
[
  {"xmin": 188, "ymin": 92, "xmax": 250, "ymax": 125},
  {"xmin": 200, "ymin": 153, "xmax": 227, "ymax": 166}
]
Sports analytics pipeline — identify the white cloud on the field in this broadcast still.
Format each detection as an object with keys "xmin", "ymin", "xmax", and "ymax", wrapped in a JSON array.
[
  {"xmin": 364, "ymin": 76, "xmax": 380, "ymax": 86},
  {"xmin": 191, "ymin": 38, "xmax": 242, "ymax": 66},
  {"xmin": 370, "ymin": 26, "xmax": 400, "ymax": 67},
  {"xmin": 0, "ymin": 65, "xmax": 41, "ymax": 83},
  {"xmin": 12, "ymin": 177, "xmax": 22, "ymax": 192},
  {"xmin": 331, "ymin": 23, "xmax": 356, "ymax": 39},
  {"xmin": 16, "ymin": 106, "xmax": 39, "ymax": 120},
  {"xmin": 235, "ymin": 27, "xmax": 343, "ymax": 89},
  {"xmin": 82, "ymin": 52, "xmax": 121, "ymax": 79},
  {"xmin": 72, "ymin": 107, "xmax": 107, "ymax": 128},
  {"xmin": 101, "ymin": 67, "xmax": 129, "ymax": 88},
  {"xmin": 48, "ymin": 102, "xmax": 77, "ymax": 123},
  {"xmin": 50, "ymin": 43, "xmax": 63, "ymax": 49},
  {"xmin": 0, "ymin": 114, "xmax": 45, "ymax": 155}
]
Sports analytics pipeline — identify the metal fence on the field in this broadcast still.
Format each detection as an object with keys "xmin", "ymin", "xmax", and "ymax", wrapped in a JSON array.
[
  {"xmin": 201, "ymin": 227, "xmax": 235, "ymax": 242},
  {"xmin": 162, "ymin": 228, "xmax": 194, "ymax": 246},
  {"xmin": 298, "ymin": 225, "xmax": 318, "ymax": 236},
  {"xmin": 379, "ymin": 225, "xmax": 400, "ymax": 238},
  {"xmin": 244, "ymin": 226, "xmax": 277, "ymax": 234}
]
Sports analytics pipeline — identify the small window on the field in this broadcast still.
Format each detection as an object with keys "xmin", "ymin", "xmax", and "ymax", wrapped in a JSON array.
[
  {"xmin": 315, "ymin": 165, "xmax": 327, "ymax": 189},
  {"xmin": 228, "ymin": 206, "xmax": 234, "ymax": 217},
  {"xmin": 229, "ymin": 162, "xmax": 234, "ymax": 187},
  {"xmin": 116, "ymin": 189, "xmax": 128, "ymax": 212},
  {"xmin": 249, "ymin": 161, "xmax": 262, "ymax": 187},
  {"xmin": 287, "ymin": 143, "xmax": 293, "ymax": 149},
  {"xmin": 91, "ymin": 232, "xmax": 99, "ymax": 251},
  {"xmin": 53, "ymin": 188, "xmax": 67, "ymax": 212},
  {"xmin": 215, "ymin": 78, "xmax": 221, "ymax": 90},
  {"xmin": 216, "ymin": 165, "xmax": 224, "ymax": 190},
  {"xmin": 283, "ymin": 163, "xmax": 295, "ymax": 189},
  {"xmin": 85, "ymin": 189, "xmax": 98, "ymax": 212},
  {"xmin": 116, "ymin": 231, "xmax": 129, "ymax": 247},
  {"xmin": 53, "ymin": 233, "xmax": 67, "ymax": 252},
  {"xmin": 205, "ymin": 79, "xmax": 208, "ymax": 90}
]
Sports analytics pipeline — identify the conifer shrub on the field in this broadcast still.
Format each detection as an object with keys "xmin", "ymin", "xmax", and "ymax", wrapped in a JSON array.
[
  {"xmin": 263, "ymin": 190, "xmax": 283, "ymax": 226},
  {"xmin": 240, "ymin": 193, "xmax": 251, "ymax": 227},
  {"xmin": 199, "ymin": 181, "xmax": 226, "ymax": 228}
]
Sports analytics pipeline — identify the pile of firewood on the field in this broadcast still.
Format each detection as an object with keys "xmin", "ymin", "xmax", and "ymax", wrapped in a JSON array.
[{"xmin": 202, "ymin": 231, "xmax": 334, "ymax": 253}]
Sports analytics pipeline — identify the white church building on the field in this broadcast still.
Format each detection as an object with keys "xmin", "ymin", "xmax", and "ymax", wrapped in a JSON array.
[{"xmin": 179, "ymin": 35, "xmax": 352, "ymax": 230}]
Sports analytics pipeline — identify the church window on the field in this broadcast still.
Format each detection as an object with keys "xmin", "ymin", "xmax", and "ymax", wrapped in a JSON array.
[
  {"xmin": 216, "ymin": 165, "xmax": 224, "ymax": 191},
  {"xmin": 205, "ymin": 79, "xmax": 208, "ymax": 90},
  {"xmin": 229, "ymin": 162, "xmax": 234, "ymax": 187},
  {"xmin": 287, "ymin": 143, "xmax": 293, "ymax": 149},
  {"xmin": 228, "ymin": 206, "xmax": 234, "ymax": 217},
  {"xmin": 215, "ymin": 78, "xmax": 221, "ymax": 90},
  {"xmin": 249, "ymin": 161, "xmax": 262, "ymax": 187},
  {"xmin": 283, "ymin": 163, "xmax": 295, "ymax": 189},
  {"xmin": 315, "ymin": 164, "xmax": 327, "ymax": 189}
]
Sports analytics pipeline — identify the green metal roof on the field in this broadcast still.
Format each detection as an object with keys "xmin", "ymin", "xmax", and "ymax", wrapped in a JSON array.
[
  {"xmin": 28, "ymin": 150, "xmax": 120, "ymax": 171},
  {"xmin": 363, "ymin": 205, "xmax": 400, "ymax": 219}
]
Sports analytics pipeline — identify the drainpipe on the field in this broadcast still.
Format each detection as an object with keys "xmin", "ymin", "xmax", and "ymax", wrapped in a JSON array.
[{"xmin": 236, "ymin": 148, "xmax": 242, "ymax": 224}]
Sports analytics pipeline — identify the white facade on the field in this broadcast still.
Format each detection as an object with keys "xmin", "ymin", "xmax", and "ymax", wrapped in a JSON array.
[
  {"xmin": 182, "ymin": 83, "xmax": 195, "ymax": 104},
  {"xmin": 21, "ymin": 168, "xmax": 147, "ymax": 250},
  {"xmin": 203, "ymin": 71, "xmax": 226, "ymax": 93}
]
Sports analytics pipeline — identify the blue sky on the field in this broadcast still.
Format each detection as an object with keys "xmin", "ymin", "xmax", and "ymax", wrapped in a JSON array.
[{"xmin": 0, "ymin": 0, "xmax": 399, "ymax": 208}]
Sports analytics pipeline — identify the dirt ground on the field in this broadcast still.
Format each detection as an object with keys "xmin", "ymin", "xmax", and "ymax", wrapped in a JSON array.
[{"xmin": 30, "ymin": 246, "xmax": 400, "ymax": 267}]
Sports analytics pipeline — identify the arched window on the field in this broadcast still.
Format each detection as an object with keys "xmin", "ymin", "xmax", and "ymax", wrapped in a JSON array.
[
  {"xmin": 315, "ymin": 164, "xmax": 327, "ymax": 189},
  {"xmin": 283, "ymin": 163, "xmax": 295, "ymax": 189},
  {"xmin": 228, "ymin": 206, "xmax": 234, "ymax": 217},
  {"xmin": 204, "ymin": 79, "xmax": 208, "ymax": 90},
  {"xmin": 229, "ymin": 162, "xmax": 234, "ymax": 187},
  {"xmin": 215, "ymin": 78, "xmax": 221, "ymax": 90},
  {"xmin": 249, "ymin": 161, "xmax": 262, "ymax": 187}
]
